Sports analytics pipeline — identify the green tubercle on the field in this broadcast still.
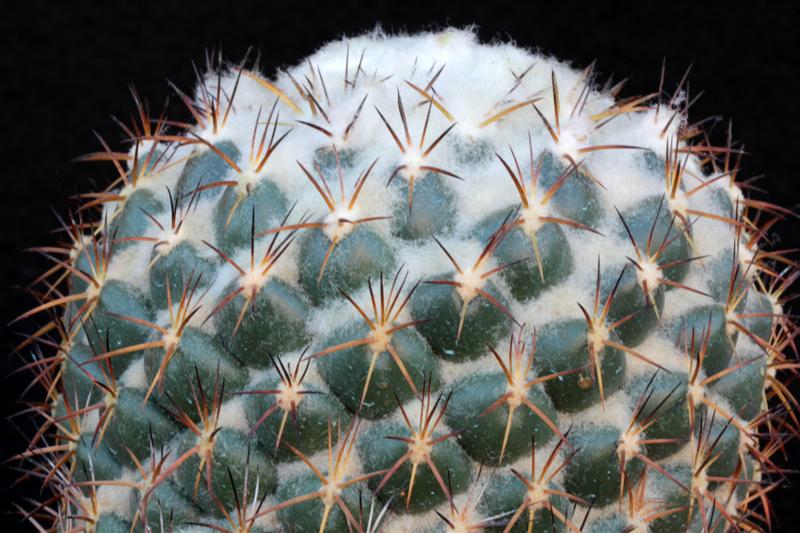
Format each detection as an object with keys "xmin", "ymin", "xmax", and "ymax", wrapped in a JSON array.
[
  {"xmin": 626, "ymin": 372, "xmax": 690, "ymax": 461},
  {"xmin": 477, "ymin": 472, "xmax": 568, "ymax": 532},
  {"xmin": 143, "ymin": 326, "xmax": 247, "ymax": 417},
  {"xmin": 73, "ymin": 433, "xmax": 121, "ymax": 484},
  {"xmin": 298, "ymin": 225, "xmax": 395, "ymax": 304},
  {"xmin": 708, "ymin": 353, "xmax": 766, "ymax": 422},
  {"xmin": 213, "ymin": 178, "xmax": 288, "ymax": 253},
  {"xmin": 148, "ymin": 241, "xmax": 218, "ymax": 305},
  {"xmin": 739, "ymin": 288, "xmax": 775, "ymax": 342},
  {"xmin": 474, "ymin": 210, "xmax": 572, "ymax": 302},
  {"xmin": 391, "ymin": 173, "xmax": 457, "ymax": 241},
  {"xmin": 275, "ymin": 471, "xmax": 362, "ymax": 533},
  {"xmin": 62, "ymin": 343, "xmax": 105, "ymax": 406},
  {"xmin": 648, "ymin": 464, "xmax": 693, "ymax": 533},
  {"xmin": 616, "ymin": 195, "xmax": 691, "ymax": 283},
  {"xmin": 446, "ymin": 372, "xmax": 557, "ymax": 465},
  {"xmin": 109, "ymin": 189, "xmax": 165, "ymax": 252},
  {"xmin": 174, "ymin": 428, "xmax": 277, "ymax": 515},
  {"xmin": 83, "ymin": 280, "xmax": 155, "ymax": 375},
  {"xmin": 562, "ymin": 424, "xmax": 644, "ymax": 508},
  {"xmin": 137, "ymin": 479, "xmax": 201, "ymax": 529},
  {"xmin": 214, "ymin": 277, "xmax": 311, "ymax": 367},
  {"xmin": 175, "ymin": 140, "xmax": 241, "ymax": 198},
  {"xmin": 316, "ymin": 322, "xmax": 439, "ymax": 419},
  {"xmin": 601, "ymin": 265, "xmax": 665, "ymax": 347},
  {"xmin": 358, "ymin": 419, "xmax": 472, "ymax": 513},
  {"xmin": 535, "ymin": 318, "xmax": 625, "ymax": 412},
  {"xmin": 411, "ymin": 278, "xmax": 512, "ymax": 362},
  {"xmin": 103, "ymin": 387, "xmax": 178, "ymax": 469},
  {"xmin": 243, "ymin": 369, "xmax": 348, "ymax": 462},
  {"xmin": 695, "ymin": 414, "xmax": 740, "ymax": 488},
  {"xmin": 539, "ymin": 152, "xmax": 602, "ymax": 227},
  {"xmin": 670, "ymin": 304, "xmax": 734, "ymax": 377},
  {"xmin": 94, "ymin": 514, "xmax": 131, "ymax": 533}
]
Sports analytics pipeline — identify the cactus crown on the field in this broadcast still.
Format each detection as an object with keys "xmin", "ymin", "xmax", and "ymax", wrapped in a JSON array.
[{"xmin": 13, "ymin": 28, "xmax": 798, "ymax": 533}]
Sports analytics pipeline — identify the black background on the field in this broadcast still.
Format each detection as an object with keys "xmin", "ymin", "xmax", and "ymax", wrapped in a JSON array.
[{"xmin": 1, "ymin": 1, "xmax": 798, "ymax": 530}]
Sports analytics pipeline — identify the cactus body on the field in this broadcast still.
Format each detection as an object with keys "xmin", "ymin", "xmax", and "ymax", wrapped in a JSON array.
[{"xmin": 15, "ymin": 28, "xmax": 798, "ymax": 533}]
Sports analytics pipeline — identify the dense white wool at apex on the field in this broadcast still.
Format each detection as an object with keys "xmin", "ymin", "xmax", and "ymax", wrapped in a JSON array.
[{"xmin": 114, "ymin": 25, "xmax": 737, "ymax": 309}]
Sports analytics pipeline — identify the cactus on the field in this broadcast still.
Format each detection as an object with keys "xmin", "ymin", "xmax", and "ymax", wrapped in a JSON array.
[{"xmin": 11, "ymin": 28, "xmax": 798, "ymax": 533}]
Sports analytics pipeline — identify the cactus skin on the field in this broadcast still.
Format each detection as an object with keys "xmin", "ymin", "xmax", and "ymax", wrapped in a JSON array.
[{"xmin": 12, "ymin": 28, "xmax": 799, "ymax": 533}]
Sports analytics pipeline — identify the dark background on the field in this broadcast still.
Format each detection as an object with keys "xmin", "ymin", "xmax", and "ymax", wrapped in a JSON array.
[{"xmin": 1, "ymin": 1, "xmax": 798, "ymax": 530}]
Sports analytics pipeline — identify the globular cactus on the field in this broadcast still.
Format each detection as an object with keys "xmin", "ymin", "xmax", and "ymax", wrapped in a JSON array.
[{"xmin": 12, "ymin": 28, "xmax": 799, "ymax": 533}]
